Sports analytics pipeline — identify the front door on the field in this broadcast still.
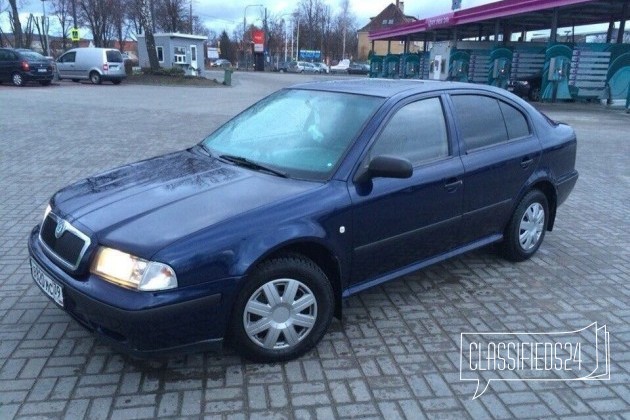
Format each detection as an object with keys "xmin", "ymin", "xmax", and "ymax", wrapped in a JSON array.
[
  {"xmin": 190, "ymin": 45, "xmax": 198, "ymax": 75},
  {"xmin": 349, "ymin": 96, "xmax": 464, "ymax": 286}
]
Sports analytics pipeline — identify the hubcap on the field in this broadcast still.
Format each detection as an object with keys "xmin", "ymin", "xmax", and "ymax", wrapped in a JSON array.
[
  {"xmin": 519, "ymin": 202, "xmax": 545, "ymax": 251},
  {"xmin": 243, "ymin": 279, "xmax": 317, "ymax": 350}
]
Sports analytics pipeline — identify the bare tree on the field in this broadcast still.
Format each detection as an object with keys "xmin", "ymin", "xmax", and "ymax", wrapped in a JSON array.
[
  {"xmin": 131, "ymin": 0, "xmax": 160, "ymax": 70},
  {"xmin": 155, "ymin": 0, "xmax": 185, "ymax": 32},
  {"xmin": 52, "ymin": 0, "xmax": 73, "ymax": 50},
  {"xmin": 79, "ymin": 0, "xmax": 115, "ymax": 47},
  {"xmin": 111, "ymin": 0, "xmax": 128, "ymax": 51},
  {"xmin": 8, "ymin": 0, "xmax": 23, "ymax": 47}
]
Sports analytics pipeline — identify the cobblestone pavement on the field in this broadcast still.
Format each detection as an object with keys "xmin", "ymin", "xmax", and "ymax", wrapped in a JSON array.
[{"xmin": 1, "ymin": 74, "xmax": 629, "ymax": 419}]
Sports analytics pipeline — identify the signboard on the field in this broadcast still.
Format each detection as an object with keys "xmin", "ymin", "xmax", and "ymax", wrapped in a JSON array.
[
  {"xmin": 71, "ymin": 28, "xmax": 79, "ymax": 41},
  {"xmin": 427, "ymin": 12, "xmax": 454, "ymax": 29},
  {"xmin": 253, "ymin": 30, "xmax": 264, "ymax": 53},
  {"xmin": 299, "ymin": 50, "xmax": 321, "ymax": 60}
]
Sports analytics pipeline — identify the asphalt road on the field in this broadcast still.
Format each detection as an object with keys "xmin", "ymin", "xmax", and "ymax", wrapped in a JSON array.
[{"xmin": 0, "ymin": 73, "xmax": 629, "ymax": 419}]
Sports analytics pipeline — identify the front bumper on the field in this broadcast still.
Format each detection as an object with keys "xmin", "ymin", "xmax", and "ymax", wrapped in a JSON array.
[{"xmin": 28, "ymin": 226, "xmax": 232, "ymax": 358}]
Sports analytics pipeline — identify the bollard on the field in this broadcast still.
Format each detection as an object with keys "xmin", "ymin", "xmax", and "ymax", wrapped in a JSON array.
[{"xmin": 223, "ymin": 68, "xmax": 233, "ymax": 86}]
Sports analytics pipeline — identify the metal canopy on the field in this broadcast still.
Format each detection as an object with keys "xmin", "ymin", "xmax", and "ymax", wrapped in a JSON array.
[{"xmin": 369, "ymin": 0, "xmax": 630, "ymax": 42}]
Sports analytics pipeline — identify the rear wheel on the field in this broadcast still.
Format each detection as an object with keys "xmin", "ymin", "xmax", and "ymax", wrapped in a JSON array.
[
  {"xmin": 230, "ymin": 255, "xmax": 334, "ymax": 362},
  {"xmin": 12, "ymin": 72, "xmax": 24, "ymax": 87},
  {"xmin": 89, "ymin": 71, "xmax": 102, "ymax": 85},
  {"xmin": 501, "ymin": 190, "xmax": 548, "ymax": 261}
]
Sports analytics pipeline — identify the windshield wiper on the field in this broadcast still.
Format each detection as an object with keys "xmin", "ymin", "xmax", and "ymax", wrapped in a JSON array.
[
  {"xmin": 219, "ymin": 154, "xmax": 288, "ymax": 178},
  {"xmin": 198, "ymin": 143, "xmax": 215, "ymax": 157}
]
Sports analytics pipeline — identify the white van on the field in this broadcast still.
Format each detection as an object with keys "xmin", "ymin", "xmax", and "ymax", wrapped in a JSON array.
[{"xmin": 56, "ymin": 48, "xmax": 126, "ymax": 84}]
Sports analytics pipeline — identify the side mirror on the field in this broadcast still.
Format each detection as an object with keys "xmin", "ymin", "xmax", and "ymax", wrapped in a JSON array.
[{"xmin": 355, "ymin": 155, "xmax": 413, "ymax": 184}]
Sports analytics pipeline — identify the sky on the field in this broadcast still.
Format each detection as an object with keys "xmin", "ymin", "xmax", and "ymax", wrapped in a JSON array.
[{"xmin": 0, "ymin": 0, "xmax": 494, "ymax": 36}]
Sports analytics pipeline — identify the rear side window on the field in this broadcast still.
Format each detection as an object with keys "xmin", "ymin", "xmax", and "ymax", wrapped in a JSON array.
[
  {"xmin": 498, "ymin": 101, "xmax": 530, "ymax": 139},
  {"xmin": 106, "ymin": 50, "xmax": 123, "ymax": 63},
  {"xmin": 451, "ymin": 95, "xmax": 507, "ymax": 150}
]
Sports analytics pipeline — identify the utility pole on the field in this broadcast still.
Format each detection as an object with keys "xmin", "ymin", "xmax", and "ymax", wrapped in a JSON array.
[
  {"xmin": 41, "ymin": 0, "xmax": 49, "ymax": 56},
  {"xmin": 189, "ymin": 0, "xmax": 193, "ymax": 33},
  {"xmin": 72, "ymin": 0, "xmax": 78, "ymax": 47}
]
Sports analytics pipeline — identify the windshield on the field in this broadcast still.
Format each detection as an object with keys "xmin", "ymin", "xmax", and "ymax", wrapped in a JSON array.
[{"xmin": 201, "ymin": 89, "xmax": 384, "ymax": 181}]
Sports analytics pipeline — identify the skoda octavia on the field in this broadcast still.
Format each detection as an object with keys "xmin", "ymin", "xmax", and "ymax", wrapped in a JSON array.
[{"xmin": 29, "ymin": 80, "xmax": 578, "ymax": 362}]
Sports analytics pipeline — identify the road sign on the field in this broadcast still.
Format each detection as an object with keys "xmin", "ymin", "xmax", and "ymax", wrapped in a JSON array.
[{"xmin": 71, "ymin": 28, "xmax": 79, "ymax": 41}]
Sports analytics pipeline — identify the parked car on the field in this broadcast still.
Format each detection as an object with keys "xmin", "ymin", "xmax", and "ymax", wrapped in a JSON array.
[
  {"xmin": 347, "ymin": 61, "xmax": 370, "ymax": 75},
  {"xmin": 0, "ymin": 48, "xmax": 54, "ymax": 86},
  {"xmin": 212, "ymin": 59, "xmax": 232, "ymax": 68},
  {"xmin": 508, "ymin": 74, "xmax": 542, "ymax": 101},
  {"xmin": 330, "ymin": 59, "xmax": 350, "ymax": 73},
  {"xmin": 56, "ymin": 47, "xmax": 126, "ymax": 85},
  {"xmin": 29, "ymin": 80, "xmax": 578, "ymax": 362},
  {"xmin": 300, "ymin": 62, "xmax": 320, "ymax": 73},
  {"xmin": 313, "ymin": 62, "xmax": 329, "ymax": 74},
  {"xmin": 273, "ymin": 61, "xmax": 290, "ymax": 72}
]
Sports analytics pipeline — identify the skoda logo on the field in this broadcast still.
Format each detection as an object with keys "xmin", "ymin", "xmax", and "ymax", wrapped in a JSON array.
[{"xmin": 54, "ymin": 220, "xmax": 66, "ymax": 239}]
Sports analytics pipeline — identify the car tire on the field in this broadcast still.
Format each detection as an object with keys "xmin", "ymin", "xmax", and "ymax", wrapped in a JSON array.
[
  {"xmin": 89, "ymin": 72, "xmax": 102, "ymax": 85},
  {"xmin": 279, "ymin": 69, "xmax": 285, "ymax": 73},
  {"xmin": 12, "ymin": 72, "xmax": 24, "ymax": 87},
  {"xmin": 501, "ymin": 190, "xmax": 548, "ymax": 262},
  {"xmin": 230, "ymin": 254, "xmax": 334, "ymax": 362},
  {"xmin": 39, "ymin": 80, "xmax": 52, "ymax": 86}
]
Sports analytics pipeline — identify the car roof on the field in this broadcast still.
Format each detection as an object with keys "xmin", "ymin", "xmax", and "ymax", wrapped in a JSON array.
[{"xmin": 289, "ymin": 78, "xmax": 506, "ymax": 98}]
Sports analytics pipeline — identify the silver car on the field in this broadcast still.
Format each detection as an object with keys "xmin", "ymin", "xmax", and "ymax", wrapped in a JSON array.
[{"xmin": 56, "ymin": 48, "xmax": 126, "ymax": 85}]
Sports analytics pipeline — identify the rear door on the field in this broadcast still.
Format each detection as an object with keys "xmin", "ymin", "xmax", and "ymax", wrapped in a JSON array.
[
  {"xmin": 105, "ymin": 50, "xmax": 124, "ymax": 77},
  {"xmin": 449, "ymin": 93, "xmax": 541, "ymax": 243},
  {"xmin": 349, "ymin": 95, "xmax": 464, "ymax": 285}
]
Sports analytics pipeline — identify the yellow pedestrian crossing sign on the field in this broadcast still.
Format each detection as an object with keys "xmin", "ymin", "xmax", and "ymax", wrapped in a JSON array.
[{"xmin": 71, "ymin": 28, "xmax": 79, "ymax": 41}]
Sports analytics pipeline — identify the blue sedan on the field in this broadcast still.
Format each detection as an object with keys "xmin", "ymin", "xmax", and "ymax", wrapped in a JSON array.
[{"xmin": 29, "ymin": 79, "xmax": 578, "ymax": 362}]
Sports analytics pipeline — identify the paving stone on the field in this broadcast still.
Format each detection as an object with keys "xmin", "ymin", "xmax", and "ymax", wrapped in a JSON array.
[{"xmin": 0, "ymin": 77, "xmax": 628, "ymax": 420}]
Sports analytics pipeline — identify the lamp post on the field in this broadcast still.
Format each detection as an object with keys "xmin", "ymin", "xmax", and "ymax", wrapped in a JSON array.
[
  {"xmin": 243, "ymin": 4, "xmax": 263, "ymax": 70},
  {"xmin": 293, "ymin": 13, "xmax": 300, "ymax": 60},
  {"xmin": 41, "ymin": 0, "xmax": 49, "ymax": 56}
]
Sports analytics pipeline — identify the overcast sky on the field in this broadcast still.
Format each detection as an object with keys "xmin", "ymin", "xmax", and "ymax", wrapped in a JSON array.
[{"xmin": 1, "ymin": 0, "xmax": 494, "ymax": 36}]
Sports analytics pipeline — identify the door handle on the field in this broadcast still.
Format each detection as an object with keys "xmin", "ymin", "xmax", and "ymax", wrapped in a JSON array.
[
  {"xmin": 444, "ymin": 178, "xmax": 462, "ymax": 191},
  {"xmin": 520, "ymin": 156, "xmax": 534, "ymax": 168}
]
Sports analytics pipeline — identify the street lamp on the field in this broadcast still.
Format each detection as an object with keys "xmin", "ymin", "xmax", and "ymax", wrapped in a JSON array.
[
  {"xmin": 293, "ymin": 13, "xmax": 300, "ymax": 60},
  {"xmin": 41, "ymin": 0, "xmax": 50, "ymax": 56}
]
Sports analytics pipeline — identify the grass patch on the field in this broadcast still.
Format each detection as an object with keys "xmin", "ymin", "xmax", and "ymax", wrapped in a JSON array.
[{"xmin": 125, "ymin": 68, "xmax": 224, "ymax": 87}]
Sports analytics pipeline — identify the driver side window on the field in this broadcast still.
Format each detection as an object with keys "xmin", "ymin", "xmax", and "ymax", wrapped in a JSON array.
[{"xmin": 371, "ymin": 97, "xmax": 449, "ymax": 166}]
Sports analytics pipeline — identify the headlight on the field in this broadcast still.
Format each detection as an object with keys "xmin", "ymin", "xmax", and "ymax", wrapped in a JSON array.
[
  {"xmin": 44, "ymin": 204, "xmax": 52, "ymax": 220},
  {"xmin": 90, "ymin": 247, "xmax": 178, "ymax": 291}
]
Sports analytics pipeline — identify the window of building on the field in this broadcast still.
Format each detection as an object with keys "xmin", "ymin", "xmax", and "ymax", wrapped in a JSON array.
[
  {"xmin": 156, "ymin": 46, "xmax": 164, "ymax": 62},
  {"xmin": 173, "ymin": 46, "xmax": 186, "ymax": 63}
]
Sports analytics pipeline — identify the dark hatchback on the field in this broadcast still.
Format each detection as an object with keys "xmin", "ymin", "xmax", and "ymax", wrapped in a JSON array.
[
  {"xmin": 0, "ymin": 48, "xmax": 54, "ymax": 86},
  {"xmin": 29, "ymin": 80, "xmax": 578, "ymax": 362}
]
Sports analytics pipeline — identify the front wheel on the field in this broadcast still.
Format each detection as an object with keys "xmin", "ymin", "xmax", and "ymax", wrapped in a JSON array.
[
  {"xmin": 501, "ymin": 190, "xmax": 549, "ymax": 262},
  {"xmin": 230, "ymin": 255, "xmax": 334, "ymax": 362}
]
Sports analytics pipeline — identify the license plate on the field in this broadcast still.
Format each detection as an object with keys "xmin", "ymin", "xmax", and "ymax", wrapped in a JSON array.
[
  {"xmin": 37, "ymin": 68, "xmax": 47, "ymax": 73},
  {"xmin": 31, "ymin": 259, "xmax": 64, "ymax": 307}
]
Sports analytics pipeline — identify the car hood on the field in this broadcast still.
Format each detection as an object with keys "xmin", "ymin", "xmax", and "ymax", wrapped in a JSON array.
[{"xmin": 51, "ymin": 149, "xmax": 318, "ymax": 257}]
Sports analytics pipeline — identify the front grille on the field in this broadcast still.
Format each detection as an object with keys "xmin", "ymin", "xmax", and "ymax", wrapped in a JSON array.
[{"xmin": 40, "ymin": 213, "xmax": 91, "ymax": 271}]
